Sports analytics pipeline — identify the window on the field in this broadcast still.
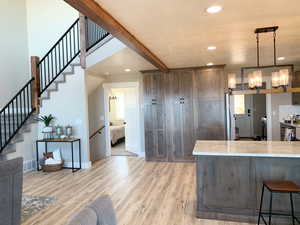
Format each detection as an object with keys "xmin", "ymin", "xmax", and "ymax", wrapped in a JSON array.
[{"xmin": 234, "ymin": 95, "xmax": 245, "ymax": 114}]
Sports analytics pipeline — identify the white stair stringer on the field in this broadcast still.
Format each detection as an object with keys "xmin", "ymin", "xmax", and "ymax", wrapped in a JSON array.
[
  {"xmin": 40, "ymin": 58, "xmax": 81, "ymax": 106},
  {"xmin": 1, "ymin": 114, "xmax": 38, "ymax": 156}
]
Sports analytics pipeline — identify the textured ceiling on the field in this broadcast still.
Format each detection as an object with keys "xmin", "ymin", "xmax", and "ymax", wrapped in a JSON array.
[{"xmin": 94, "ymin": 0, "xmax": 300, "ymax": 70}]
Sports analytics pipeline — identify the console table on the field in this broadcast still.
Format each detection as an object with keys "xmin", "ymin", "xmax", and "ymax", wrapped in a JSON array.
[{"xmin": 36, "ymin": 138, "xmax": 81, "ymax": 172}]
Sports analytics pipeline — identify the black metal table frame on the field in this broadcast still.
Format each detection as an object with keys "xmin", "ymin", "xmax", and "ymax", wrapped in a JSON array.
[{"xmin": 36, "ymin": 139, "xmax": 81, "ymax": 173}]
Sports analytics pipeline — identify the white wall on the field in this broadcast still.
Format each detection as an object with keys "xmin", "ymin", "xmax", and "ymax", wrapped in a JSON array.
[
  {"xmin": 26, "ymin": 0, "xmax": 78, "ymax": 57},
  {"xmin": 39, "ymin": 66, "xmax": 91, "ymax": 168},
  {"xmin": 0, "ymin": 0, "xmax": 30, "ymax": 108},
  {"xmin": 268, "ymin": 93, "xmax": 292, "ymax": 141},
  {"xmin": 279, "ymin": 105, "xmax": 300, "ymax": 121},
  {"xmin": 87, "ymin": 75, "xmax": 107, "ymax": 161}
]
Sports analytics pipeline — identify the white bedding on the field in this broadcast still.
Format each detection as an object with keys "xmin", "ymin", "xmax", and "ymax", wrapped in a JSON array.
[{"xmin": 110, "ymin": 125, "xmax": 125, "ymax": 144}]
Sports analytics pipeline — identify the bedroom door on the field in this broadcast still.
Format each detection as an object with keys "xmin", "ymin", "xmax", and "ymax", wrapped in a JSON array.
[{"xmin": 124, "ymin": 87, "xmax": 140, "ymax": 155}]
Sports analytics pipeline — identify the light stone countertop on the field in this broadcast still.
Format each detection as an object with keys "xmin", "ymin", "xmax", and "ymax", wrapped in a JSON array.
[
  {"xmin": 193, "ymin": 140, "xmax": 300, "ymax": 157},
  {"xmin": 280, "ymin": 122, "xmax": 300, "ymax": 128}
]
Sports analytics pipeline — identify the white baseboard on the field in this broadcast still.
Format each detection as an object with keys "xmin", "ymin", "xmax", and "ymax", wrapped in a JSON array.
[
  {"xmin": 23, "ymin": 160, "xmax": 91, "ymax": 173},
  {"xmin": 23, "ymin": 160, "xmax": 37, "ymax": 173}
]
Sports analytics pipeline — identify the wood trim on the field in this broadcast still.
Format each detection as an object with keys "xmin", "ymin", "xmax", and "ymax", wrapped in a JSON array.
[
  {"xmin": 231, "ymin": 87, "xmax": 300, "ymax": 95},
  {"xmin": 140, "ymin": 64, "xmax": 226, "ymax": 74},
  {"xmin": 31, "ymin": 56, "xmax": 40, "ymax": 113},
  {"xmin": 64, "ymin": 0, "xmax": 169, "ymax": 72},
  {"xmin": 79, "ymin": 13, "xmax": 87, "ymax": 69}
]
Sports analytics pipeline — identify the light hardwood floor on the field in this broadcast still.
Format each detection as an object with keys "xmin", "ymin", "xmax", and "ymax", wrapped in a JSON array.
[{"xmin": 23, "ymin": 157, "xmax": 253, "ymax": 225}]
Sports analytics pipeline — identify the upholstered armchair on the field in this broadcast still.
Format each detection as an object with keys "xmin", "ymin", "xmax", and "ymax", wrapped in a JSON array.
[{"xmin": 66, "ymin": 195, "xmax": 117, "ymax": 225}]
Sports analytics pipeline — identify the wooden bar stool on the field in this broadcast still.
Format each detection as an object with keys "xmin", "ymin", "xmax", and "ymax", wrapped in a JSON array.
[{"xmin": 258, "ymin": 180, "xmax": 300, "ymax": 225}]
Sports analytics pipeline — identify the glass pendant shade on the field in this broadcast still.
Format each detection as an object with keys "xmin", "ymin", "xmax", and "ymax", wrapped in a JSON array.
[
  {"xmin": 248, "ymin": 73, "xmax": 255, "ymax": 88},
  {"xmin": 279, "ymin": 69, "xmax": 289, "ymax": 86},
  {"xmin": 228, "ymin": 73, "xmax": 236, "ymax": 89},
  {"xmin": 248, "ymin": 71, "xmax": 262, "ymax": 88},
  {"xmin": 272, "ymin": 72, "xmax": 280, "ymax": 88},
  {"xmin": 253, "ymin": 70, "xmax": 262, "ymax": 87}
]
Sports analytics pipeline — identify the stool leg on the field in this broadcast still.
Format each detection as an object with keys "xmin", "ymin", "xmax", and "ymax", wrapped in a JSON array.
[
  {"xmin": 258, "ymin": 184, "xmax": 265, "ymax": 225},
  {"xmin": 268, "ymin": 191, "xmax": 273, "ymax": 225},
  {"xmin": 290, "ymin": 192, "xmax": 295, "ymax": 225}
]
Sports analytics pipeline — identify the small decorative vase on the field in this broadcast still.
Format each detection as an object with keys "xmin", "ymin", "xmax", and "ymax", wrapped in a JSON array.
[
  {"xmin": 55, "ymin": 126, "xmax": 63, "ymax": 139},
  {"xmin": 66, "ymin": 126, "xmax": 73, "ymax": 138}
]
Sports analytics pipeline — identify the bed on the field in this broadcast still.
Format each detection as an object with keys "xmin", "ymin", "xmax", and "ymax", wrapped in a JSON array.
[{"xmin": 110, "ymin": 125, "xmax": 125, "ymax": 145}]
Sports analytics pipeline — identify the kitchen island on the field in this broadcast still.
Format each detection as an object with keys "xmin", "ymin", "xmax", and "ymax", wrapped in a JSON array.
[{"xmin": 194, "ymin": 141, "xmax": 300, "ymax": 223}]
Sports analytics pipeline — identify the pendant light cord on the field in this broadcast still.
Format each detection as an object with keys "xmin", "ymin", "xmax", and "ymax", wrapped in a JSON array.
[
  {"xmin": 273, "ymin": 31, "xmax": 277, "ymax": 65},
  {"xmin": 256, "ymin": 33, "xmax": 260, "ymax": 67}
]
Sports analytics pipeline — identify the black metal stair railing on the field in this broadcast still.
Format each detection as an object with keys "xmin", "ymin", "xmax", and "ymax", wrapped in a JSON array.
[
  {"xmin": 0, "ymin": 78, "xmax": 35, "ymax": 153},
  {"xmin": 86, "ymin": 18, "xmax": 110, "ymax": 51},
  {"xmin": 38, "ymin": 19, "xmax": 80, "ymax": 96},
  {"xmin": 38, "ymin": 18, "xmax": 110, "ymax": 96}
]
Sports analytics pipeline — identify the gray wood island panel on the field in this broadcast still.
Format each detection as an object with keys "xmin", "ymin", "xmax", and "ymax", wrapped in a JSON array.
[{"xmin": 194, "ymin": 141, "xmax": 300, "ymax": 224}]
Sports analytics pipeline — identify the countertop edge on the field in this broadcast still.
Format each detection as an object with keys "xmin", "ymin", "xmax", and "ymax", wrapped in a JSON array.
[{"xmin": 192, "ymin": 152, "xmax": 300, "ymax": 158}]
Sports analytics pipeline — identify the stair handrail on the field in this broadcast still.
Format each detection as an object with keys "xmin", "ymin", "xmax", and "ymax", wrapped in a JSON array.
[
  {"xmin": 0, "ymin": 78, "xmax": 36, "ymax": 153},
  {"xmin": 89, "ymin": 125, "xmax": 105, "ymax": 140}
]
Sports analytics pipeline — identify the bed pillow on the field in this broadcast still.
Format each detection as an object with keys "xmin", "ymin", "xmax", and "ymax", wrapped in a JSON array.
[{"xmin": 111, "ymin": 120, "xmax": 124, "ymax": 126}]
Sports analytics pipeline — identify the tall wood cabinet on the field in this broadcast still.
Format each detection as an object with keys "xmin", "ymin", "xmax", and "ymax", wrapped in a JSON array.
[
  {"xmin": 143, "ymin": 72, "xmax": 167, "ymax": 161},
  {"xmin": 166, "ymin": 70, "xmax": 195, "ymax": 161},
  {"xmin": 194, "ymin": 68, "xmax": 226, "ymax": 140},
  {"xmin": 143, "ymin": 67, "xmax": 226, "ymax": 162}
]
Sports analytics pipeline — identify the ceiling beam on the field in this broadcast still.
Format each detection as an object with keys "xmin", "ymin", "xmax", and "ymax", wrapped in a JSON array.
[{"xmin": 64, "ymin": 0, "xmax": 169, "ymax": 72}]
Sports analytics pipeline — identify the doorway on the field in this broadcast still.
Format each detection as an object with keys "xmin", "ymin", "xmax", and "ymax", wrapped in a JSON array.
[
  {"xmin": 103, "ymin": 82, "xmax": 142, "ymax": 157},
  {"xmin": 230, "ymin": 94, "xmax": 267, "ymax": 140}
]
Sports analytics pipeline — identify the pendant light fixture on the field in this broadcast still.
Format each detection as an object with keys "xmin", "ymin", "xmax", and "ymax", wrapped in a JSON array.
[{"xmin": 228, "ymin": 26, "xmax": 294, "ymax": 94}]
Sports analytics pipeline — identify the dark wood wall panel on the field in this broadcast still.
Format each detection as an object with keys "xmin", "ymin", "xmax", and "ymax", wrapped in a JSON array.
[
  {"xmin": 143, "ymin": 67, "xmax": 226, "ymax": 162},
  {"xmin": 194, "ymin": 68, "xmax": 226, "ymax": 140}
]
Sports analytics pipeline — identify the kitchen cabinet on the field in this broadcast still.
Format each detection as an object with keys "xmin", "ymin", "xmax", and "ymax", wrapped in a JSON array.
[
  {"xmin": 166, "ymin": 70, "xmax": 195, "ymax": 161},
  {"xmin": 194, "ymin": 68, "xmax": 226, "ymax": 140},
  {"xmin": 143, "ymin": 72, "xmax": 168, "ymax": 161},
  {"xmin": 143, "ymin": 66, "xmax": 226, "ymax": 162},
  {"xmin": 292, "ymin": 71, "xmax": 300, "ymax": 105}
]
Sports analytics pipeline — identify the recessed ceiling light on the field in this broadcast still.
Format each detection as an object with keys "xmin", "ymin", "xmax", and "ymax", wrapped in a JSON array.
[
  {"xmin": 124, "ymin": 69, "xmax": 131, "ymax": 72},
  {"xmin": 207, "ymin": 62, "xmax": 214, "ymax": 66},
  {"xmin": 208, "ymin": 46, "xmax": 217, "ymax": 50},
  {"xmin": 206, "ymin": 5, "xmax": 223, "ymax": 14},
  {"xmin": 277, "ymin": 57, "xmax": 285, "ymax": 61}
]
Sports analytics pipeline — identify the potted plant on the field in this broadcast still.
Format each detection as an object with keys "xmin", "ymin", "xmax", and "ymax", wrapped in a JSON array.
[{"xmin": 37, "ymin": 114, "xmax": 55, "ymax": 133}]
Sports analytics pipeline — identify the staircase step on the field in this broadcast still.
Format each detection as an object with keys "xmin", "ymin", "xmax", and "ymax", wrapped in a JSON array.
[
  {"xmin": 54, "ymin": 75, "xmax": 66, "ymax": 84},
  {"xmin": 0, "ymin": 115, "xmax": 36, "ymax": 126},
  {"xmin": 1, "ymin": 144, "xmax": 16, "ymax": 154}
]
